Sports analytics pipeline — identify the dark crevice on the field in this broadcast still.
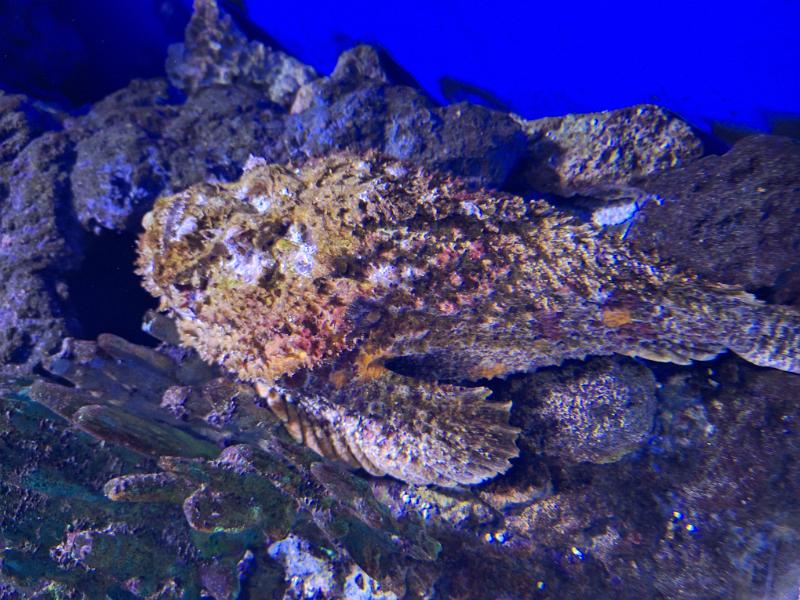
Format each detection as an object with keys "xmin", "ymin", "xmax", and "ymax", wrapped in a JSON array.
[
  {"xmin": 63, "ymin": 229, "xmax": 158, "ymax": 346},
  {"xmin": 7, "ymin": 335, "xmax": 33, "ymax": 365},
  {"xmin": 32, "ymin": 362, "xmax": 75, "ymax": 388}
]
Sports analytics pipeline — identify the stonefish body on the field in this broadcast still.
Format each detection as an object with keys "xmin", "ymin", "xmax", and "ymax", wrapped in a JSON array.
[{"xmin": 138, "ymin": 154, "xmax": 800, "ymax": 487}]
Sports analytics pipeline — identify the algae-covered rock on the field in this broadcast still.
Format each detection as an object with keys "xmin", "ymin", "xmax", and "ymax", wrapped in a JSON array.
[
  {"xmin": 514, "ymin": 104, "xmax": 704, "ymax": 201},
  {"xmin": 0, "ymin": 375, "xmax": 203, "ymax": 598}
]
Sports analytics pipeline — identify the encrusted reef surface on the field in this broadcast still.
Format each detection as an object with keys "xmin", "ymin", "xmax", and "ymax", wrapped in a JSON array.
[{"xmin": 1, "ymin": 0, "xmax": 799, "ymax": 598}]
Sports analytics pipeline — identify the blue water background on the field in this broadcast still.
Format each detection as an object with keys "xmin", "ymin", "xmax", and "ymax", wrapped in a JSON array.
[{"xmin": 0, "ymin": 0, "xmax": 798, "ymax": 133}]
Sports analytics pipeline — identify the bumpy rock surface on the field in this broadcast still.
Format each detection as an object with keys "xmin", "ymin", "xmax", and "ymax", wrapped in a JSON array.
[
  {"xmin": 165, "ymin": 0, "xmax": 317, "ymax": 108},
  {"xmin": 0, "ymin": 91, "xmax": 62, "ymax": 163},
  {"xmin": 517, "ymin": 357, "xmax": 657, "ymax": 464},
  {"xmin": 627, "ymin": 135, "xmax": 800, "ymax": 297},
  {"xmin": 513, "ymin": 104, "xmax": 704, "ymax": 201},
  {"xmin": 0, "ymin": 122, "xmax": 82, "ymax": 374}
]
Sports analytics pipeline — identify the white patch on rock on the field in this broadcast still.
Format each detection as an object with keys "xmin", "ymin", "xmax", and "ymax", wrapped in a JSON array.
[
  {"xmin": 284, "ymin": 223, "xmax": 317, "ymax": 278},
  {"xmin": 384, "ymin": 163, "xmax": 408, "ymax": 179},
  {"xmin": 234, "ymin": 184, "xmax": 250, "ymax": 200},
  {"xmin": 268, "ymin": 535, "xmax": 336, "ymax": 598},
  {"xmin": 592, "ymin": 200, "xmax": 639, "ymax": 227},
  {"xmin": 344, "ymin": 566, "xmax": 398, "ymax": 599},
  {"xmin": 292, "ymin": 243, "xmax": 317, "ymax": 278},
  {"xmin": 461, "ymin": 200, "xmax": 484, "ymax": 219},
  {"xmin": 367, "ymin": 263, "xmax": 399, "ymax": 287},
  {"xmin": 172, "ymin": 215, "xmax": 198, "ymax": 240},
  {"xmin": 252, "ymin": 195, "xmax": 273, "ymax": 214},
  {"xmin": 227, "ymin": 250, "xmax": 275, "ymax": 284},
  {"xmin": 243, "ymin": 154, "xmax": 267, "ymax": 172}
]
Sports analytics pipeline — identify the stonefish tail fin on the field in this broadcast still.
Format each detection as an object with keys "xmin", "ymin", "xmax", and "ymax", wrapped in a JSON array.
[
  {"xmin": 727, "ymin": 295, "xmax": 800, "ymax": 374},
  {"xmin": 616, "ymin": 283, "xmax": 800, "ymax": 374}
]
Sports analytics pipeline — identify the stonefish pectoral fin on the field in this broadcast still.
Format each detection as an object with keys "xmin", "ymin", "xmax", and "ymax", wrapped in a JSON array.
[{"xmin": 264, "ymin": 367, "xmax": 520, "ymax": 488}]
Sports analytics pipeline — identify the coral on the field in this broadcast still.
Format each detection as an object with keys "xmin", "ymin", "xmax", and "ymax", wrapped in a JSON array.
[
  {"xmin": 513, "ymin": 104, "xmax": 704, "ymax": 201},
  {"xmin": 515, "ymin": 356, "xmax": 657, "ymax": 464},
  {"xmin": 138, "ymin": 152, "xmax": 800, "ymax": 487},
  {"xmin": 165, "ymin": 0, "xmax": 317, "ymax": 108}
]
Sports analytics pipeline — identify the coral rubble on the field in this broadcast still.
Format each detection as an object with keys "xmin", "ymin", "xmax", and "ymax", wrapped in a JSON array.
[{"xmin": 15, "ymin": 320, "xmax": 439, "ymax": 597}]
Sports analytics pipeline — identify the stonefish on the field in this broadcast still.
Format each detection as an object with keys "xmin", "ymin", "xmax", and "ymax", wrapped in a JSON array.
[{"xmin": 138, "ymin": 153, "xmax": 800, "ymax": 487}]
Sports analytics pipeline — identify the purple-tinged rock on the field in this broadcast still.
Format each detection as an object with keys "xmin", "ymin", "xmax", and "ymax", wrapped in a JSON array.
[
  {"xmin": 515, "ymin": 357, "xmax": 657, "ymax": 465},
  {"xmin": 0, "ymin": 129, "xmax": 82, "ymax": 374},
  {"xmin": 0, "ymin": 92, "xmax": 62, "ymax": 164},
  {"xmin": 291, "ymin": 82, "xmax": 527, "ymax": 186},
  {"xmin": 165, "ymin": 0, "xmax": 317, "ymax": 108},
  {"xmin": 627, "ymin": 135, "xmax": 800, "ymax": 297}
]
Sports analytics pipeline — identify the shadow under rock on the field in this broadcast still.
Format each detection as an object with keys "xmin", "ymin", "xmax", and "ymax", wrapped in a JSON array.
[{"xmin": 63, "ymin": 229, "xmax": 158, "ymax": 346}]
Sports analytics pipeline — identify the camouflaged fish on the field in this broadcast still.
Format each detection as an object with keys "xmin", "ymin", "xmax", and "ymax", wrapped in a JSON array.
[{"xmin": 137, "ymin": 153, "xmax": 800, "ymax": 487}]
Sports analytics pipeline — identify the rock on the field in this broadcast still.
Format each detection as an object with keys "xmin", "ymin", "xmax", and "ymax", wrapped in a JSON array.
[
  {"xmin": 69, "ymin": 111, "xmax": 173, "ymax": 233},
  {"xmin": 0, "ymin": 120, "xmax": 78, "ymax": 272},
  {"xmin": 290, "ymin": 44, "xmax": 399, "ymax": 114},
  {"xmin": 25, "ymin": 4, "xmax": 528, "ymax": 238},
  {"xmin": 63, "ymin": 78, "xmax": 287, "ymax": 234},
  {"xmin": 0, "ymin": 91, "xmax": 62, "ymax": 164},
  {"xmin": 331, "ymin": 44, "xmax": 395, "ymax": 85},
  {"xmin": 514, "ymin": 104, "xmax": 704, "ymax": 201},
  {"xmin": 477, "ymin": 456, "xmax": 553, "ymax": 512},
  {"xmin": 627, "ymin": 135, "xmax": 800, "ymax": 296},
  {"xmin": 647, "ymin": 357, "xmax": 800, "ymax": 599},
  {"xmin": 0, "ymin": 130, "xmax": 82, "ymax": 374},
  {"xmin": 165, "ymin": 0, "xmax": 317, "ymax": 109},
  {"xmin": 292, "ymin": 83, "xmax": 528, "ymax": 186},
  {"xmin": 162, "ymin": 83, "xmax": 287, "ymax": 190},
  {"xmin": 515, "ymin": 357, "xmax": 657, "ymax": 464},
  {"xmin": 0, "ymin": 271, "xmax": 72, "ymax": 375}
]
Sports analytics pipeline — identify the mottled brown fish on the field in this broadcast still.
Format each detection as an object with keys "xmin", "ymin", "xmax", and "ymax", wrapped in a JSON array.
[{"xmin": 137, "ymin": 153, "xmax": 800, "ymax": 487}]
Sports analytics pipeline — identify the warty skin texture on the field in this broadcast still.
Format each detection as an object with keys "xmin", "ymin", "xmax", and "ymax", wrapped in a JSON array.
[{"xmin": 138, "ymin": 153, "xmax": 800, "ymax": 487}]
